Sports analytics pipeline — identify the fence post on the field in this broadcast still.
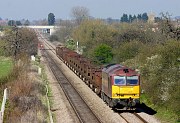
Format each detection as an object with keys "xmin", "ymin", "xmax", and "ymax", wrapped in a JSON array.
[
  {"xmin": 0, "ymin": 111, "xmax": 2, "ymax": 123},
  {"xmin": 38, "ymin": 67, "xmax": 42, "ymax": 75},
  {"xmin": 0, "ymin": 88, "xmax": 8, "ymax": 123}
]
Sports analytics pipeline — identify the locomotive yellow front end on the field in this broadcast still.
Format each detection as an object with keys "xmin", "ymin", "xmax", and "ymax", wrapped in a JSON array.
[
  {"xmin": 101, "ymin": 64, "xmax": 140, "ymax": 109},
  {"xmin": 112, "ymin": 75, "xmax": 140, "ymax": 108}
]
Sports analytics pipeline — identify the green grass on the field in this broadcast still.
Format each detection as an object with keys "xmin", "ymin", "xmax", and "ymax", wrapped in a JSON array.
[
  {"xmin": 0, "ymin": 57, "xmax": 13, "ymax": 79},
  {"xmin": 140, "ymin": 93, "xmax": 179, "ymax": 123}
]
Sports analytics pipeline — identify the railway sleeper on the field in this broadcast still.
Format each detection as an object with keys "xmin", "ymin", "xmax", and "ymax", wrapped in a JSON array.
[
  {"xmin": 85, "ymin": 80, "xmax": 89, "ymax": 85},
  {"xmin": 82, "ymin": 77, "xmax": 85, "ymax": 81},
  {"xmin": 90, "ymin": 83, "xmax": 93, "ymax": 89}
]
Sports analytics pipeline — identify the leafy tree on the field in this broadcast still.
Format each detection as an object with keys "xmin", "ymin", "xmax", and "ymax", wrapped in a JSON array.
[
  {"xmin": 132, "ymin": 15, "xmax": 137, "ymax": 22},
  {"xmin": 120, "ymin": 28, "xmax": 145, "ymax": 42},
  {"xmin": 16, "ymin": 21, "xmax": 22, "ymax": 26},
  {"xmin": 65, "ymin": 39, "xmax": 76, "ymax": 50},
  {"xmin": 0, "ymin": 39, "xmax": 8, "ymax": 56},
  {"xmin": 92, "ymin": 44, "xmax": 113, "ymax": 65},
  {"xmin": 159, "ymin": 40, "xmax": 180, "ymax": 69},
  {"xmin": 121, "ymin": 14, "xmax": 128, "ymax": 22},
  {"xmin": 72, "ymin": 20, "xmax": 118, "ymax": 57},
  {"xmin": 142, "ymin": 13, "xmax": 148, "ymax": 22},
  {"xmin": 3, "ymin": 28, "xmax": 38, "ymax": 60},
  {"xmin": 113, "ymin": 41, "xmax": 142, "ymax": 62},
  {"xmin": 48, "ymin": 13, "xmax": 55, "ymax": 25},
  {"xmin": 8, "ymin": 20, "xmax": 16, "ymax": 26},
  {"xmin": 137, "ymin": 14, "xmax": 142, "ymax": 21},
  {"xmin": 128, "ymin": 14, "xmax": 133, "ymax": 23}
]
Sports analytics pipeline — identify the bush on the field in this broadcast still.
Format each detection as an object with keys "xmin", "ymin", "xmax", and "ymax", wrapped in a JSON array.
[
  {"xmin": 113, "ymin": 41, "xmax": 143, "ymax": 63},
  {"xmin": 65, "ymin": 39, "xmax": 76, "ymax": 50},
  {"xmin": 92, "ymin": 44, "xmax": 113, "ymax": 65}
]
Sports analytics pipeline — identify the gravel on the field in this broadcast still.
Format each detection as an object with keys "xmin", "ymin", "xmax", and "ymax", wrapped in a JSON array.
[{"xmin": 41, "ymin": 51, "xmax": 79, "ymax": 123}]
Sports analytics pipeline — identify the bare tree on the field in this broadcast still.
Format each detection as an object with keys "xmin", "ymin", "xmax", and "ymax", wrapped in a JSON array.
[
  {"xmin": 71, "ymin": 6, "xmax": 90, "ymax": 25},
  {"xmin": 55, "ymin": 20, "xmax": 75, "ymax": 43},
  {"xmin": 160, "ymin": 12, "xmax": 180, "ymax": 40}
]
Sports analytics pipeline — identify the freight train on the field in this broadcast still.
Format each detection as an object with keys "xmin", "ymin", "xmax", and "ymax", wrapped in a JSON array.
[{"xmin": 56, "ymin": 45, "xmax": 140, "ymax": 109}]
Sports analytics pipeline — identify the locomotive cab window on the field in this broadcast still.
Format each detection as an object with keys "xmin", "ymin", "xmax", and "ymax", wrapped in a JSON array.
[
  {"xmin": 127, "ymin": 76, "xmax": 138, "ymax": 85},
  {"xmin": 114, "ymin": 76, "xmax": 126, "ymax": 85}
]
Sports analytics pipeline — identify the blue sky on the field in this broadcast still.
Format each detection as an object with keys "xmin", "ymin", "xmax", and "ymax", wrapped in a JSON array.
[{"xmin": 0, "ymin": 0, "xmax": 179, "ymax": 20}]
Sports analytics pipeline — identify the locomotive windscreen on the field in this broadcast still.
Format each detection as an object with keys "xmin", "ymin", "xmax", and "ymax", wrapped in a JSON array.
[{"xmin": 126, "ymin": 76, "xmax": 138, "ymax": 85}]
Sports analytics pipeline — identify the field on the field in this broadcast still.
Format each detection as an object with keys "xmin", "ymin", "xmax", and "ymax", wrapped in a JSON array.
[{"xmin": 0, "ymin": 57, "xmax": 13, "ymax": 79}]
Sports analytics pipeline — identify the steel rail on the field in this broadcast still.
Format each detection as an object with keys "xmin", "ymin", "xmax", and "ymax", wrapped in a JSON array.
[
  {"xmin": 42, "ymin": 45, "xmax": 102, "ymax": 123},
  {"xmin": 134, "ymin": 113, "xmax": 148, "ymax": 123}
]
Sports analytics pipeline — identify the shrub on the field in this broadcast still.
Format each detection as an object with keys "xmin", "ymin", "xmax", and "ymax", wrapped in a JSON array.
[
  {"xmin": 91, "ymin": 44, "xmax": 113, "ymax": 65},
  {"xmin": 113, "ymin": 41, "xmax": 142, "ymax": 63}
]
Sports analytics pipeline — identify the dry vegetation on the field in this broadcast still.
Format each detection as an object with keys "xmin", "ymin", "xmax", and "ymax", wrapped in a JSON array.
[
  {"xmin": 0, "ymin": 27, "xmax": 49, "ymax": 122},
  {"xmin": 3, "ymin": 56, "xmax": 48, "ymax": 123}
]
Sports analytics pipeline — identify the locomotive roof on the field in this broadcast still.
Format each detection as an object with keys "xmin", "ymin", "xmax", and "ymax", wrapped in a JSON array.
[
  {"xmin": 102, "ymin": 64, "xmax": 123, "ymax": 73},
  {"xmin": 102, "ymin": 64, "xmax": 137, "ymax": 75}
]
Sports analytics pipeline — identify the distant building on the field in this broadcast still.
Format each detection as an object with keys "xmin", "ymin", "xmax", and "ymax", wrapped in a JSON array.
[{"xmin": 148, "ymin": 12, "xmax": 155, "ymax": 23}]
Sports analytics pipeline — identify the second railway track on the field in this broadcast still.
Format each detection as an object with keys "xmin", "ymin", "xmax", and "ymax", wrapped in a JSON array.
[
  {"xmin": 119, "ymin": 112, "xmax": 148, "ymax": 123},
  {"xmin": 41, "ymin": 47, "xmax": 102, "ymax": 123}
]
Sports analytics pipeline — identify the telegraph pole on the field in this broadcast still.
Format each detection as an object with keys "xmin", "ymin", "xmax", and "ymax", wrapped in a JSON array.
[{"xmin": 12, "ymin": 26, "xmax": 20, "ymax": 61}]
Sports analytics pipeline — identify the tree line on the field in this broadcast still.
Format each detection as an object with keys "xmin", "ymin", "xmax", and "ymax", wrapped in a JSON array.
[
  {"xmin": 2, "ymin": 12, "xmax": 55, "ymax": 27},
  {"xmin": 120, "ymin": 13, "xmax": 148, "ymax": 23}
]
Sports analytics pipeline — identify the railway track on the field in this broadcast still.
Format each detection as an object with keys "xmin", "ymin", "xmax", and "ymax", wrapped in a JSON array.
[
  {"xmin": 41, "ymin": 44, "xmax": 102, "ymax": 123},
  {"xmin": 134, "ymin": 113, "xmax": 148, "ymax": 123},
  {"xmin": 39, "ymin": 32, "xmax": 149, "ymax": 123},
  {"xmin": 37, "ymin": 32, "xmax": 56, "ymax": 54},
  {"xmin": 119, "ymin": 112, "xmax": 148, "ymax": 123}
]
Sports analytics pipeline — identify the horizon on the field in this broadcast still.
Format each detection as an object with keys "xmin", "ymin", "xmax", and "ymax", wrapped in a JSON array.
[{"xmin": 0, "ymin": 0, "xmax": 179, "ymax": 21}]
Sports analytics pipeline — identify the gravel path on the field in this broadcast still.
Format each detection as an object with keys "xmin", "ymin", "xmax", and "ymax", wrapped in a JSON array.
[{"xmin": 41, "ymin": 51, "xmax": 79, "ymax": 123}]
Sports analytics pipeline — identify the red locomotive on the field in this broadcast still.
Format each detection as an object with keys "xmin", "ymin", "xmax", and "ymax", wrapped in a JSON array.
[{"xmin": 56, "ymin": 45, "xmax": 140, "ymax": 109}]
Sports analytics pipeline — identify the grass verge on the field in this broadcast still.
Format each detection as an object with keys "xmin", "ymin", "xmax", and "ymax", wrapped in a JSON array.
[
  {"xmin": 0, "ymin": 57, "xmax": 13, "ymax": 79},
  {"xmin": 33, "ymin": 56, "xmax": 54, "ymax": 122},
  {"xmin": 140, "ymin": 93, "xmax": 179, "ymax": 123}
]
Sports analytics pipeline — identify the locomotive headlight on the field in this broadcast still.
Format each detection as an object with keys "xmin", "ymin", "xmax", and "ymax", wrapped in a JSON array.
[
  {"xmin": 113, "ymin": 93, "xmax": 118, "ymax": 97},
  {"xmin": 135, "ymin": 94, "xmax": 139, "ymax": 97}
]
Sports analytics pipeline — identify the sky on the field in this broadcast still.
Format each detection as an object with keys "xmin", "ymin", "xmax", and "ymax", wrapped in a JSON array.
[{"xmin": 0, "ymin": 0, "xmax": 180, "ymax": 20}]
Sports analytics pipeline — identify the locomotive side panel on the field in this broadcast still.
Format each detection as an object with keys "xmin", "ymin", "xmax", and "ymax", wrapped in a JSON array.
[{"xmin": 102, "ymin": 72, "xmax": 111, "ymax": 97}]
